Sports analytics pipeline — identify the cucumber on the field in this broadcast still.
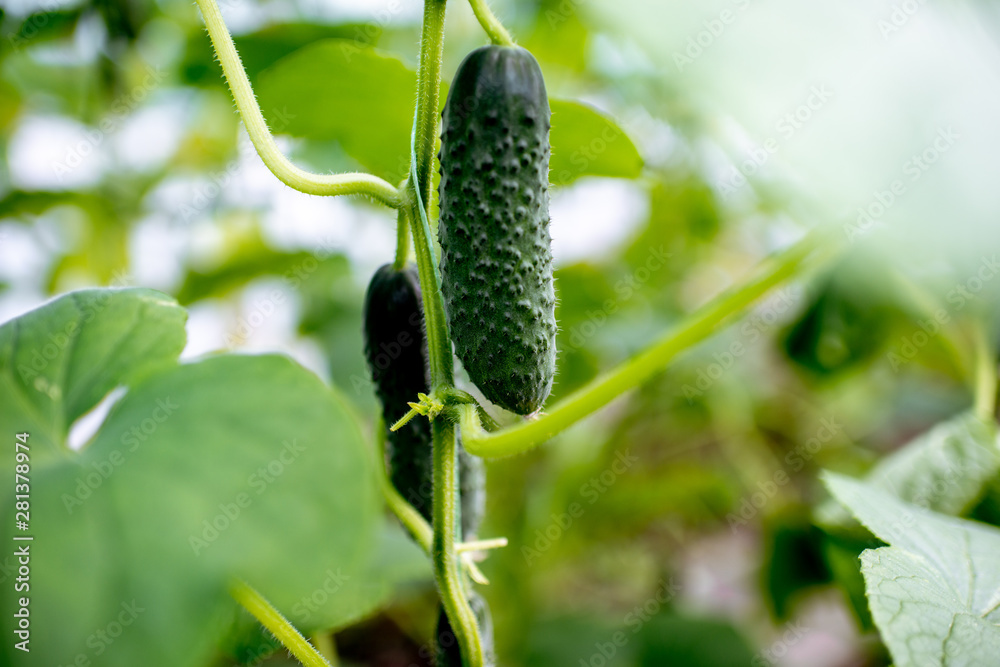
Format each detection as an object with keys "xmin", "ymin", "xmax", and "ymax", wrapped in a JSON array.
[
  {"xmin": 362, "ymin": 264, "xmax": 484, "ymax": 538},
  {"xmin": 363, "ymin": 264, "xmax": 434, "ymax": 521},
  {"xmin": 438, "ymin": 45, "xmax": 557, "ymax": 415}
]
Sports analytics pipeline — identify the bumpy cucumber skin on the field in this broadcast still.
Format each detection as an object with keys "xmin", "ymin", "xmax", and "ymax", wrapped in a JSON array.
[
  {"xmin": 362, "ymin": 264, "xmax": 484, "ymax": 538},
  {"xmin": 363, "ymin": 264, "xmax": 435, "ymax": 521},
  {"xmin": 436, "ymin": 591, "xmax": 496, "ymax": 667},
  {"xmin": 438, "ymin": 45, "xmax": 557, "ymax": 415}
]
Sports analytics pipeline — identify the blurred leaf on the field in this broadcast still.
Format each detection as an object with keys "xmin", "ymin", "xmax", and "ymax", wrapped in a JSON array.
[
  {"xmin": 819, "ymin": 411, "xmax": 1000, "ymax": 528},
  {"xmin": 7, "ymin": 9, "xmax": 82, "ymax": 47},
  {"xmin": 821, "ymin": 532, "xmax": 876, "ymax": 630},
  {"xmin": 863, "ymin": 412, "xmax": 1000, "ymax": 515},
  {"xmin": 0, "ymin": 290, "xmax": 381, "ymax": 667},
  {"xmin": 175, "ymin": 234, "xmax": 348, "ymax": 306},
  {"xmin": 525, "ymin": 615, "xmax": 634, "ymax": 667},
  {"xmin": 637, "ymin": 613, "xmax": 756, "ymax": 666},
  {"xmin": 0, "ymin": 288, "xmax": 186, "ymax": 461},
  {"xmin": 257, "ymin": 39, "xmax": 417, "ymax": 182},
  {"xmin": 825, "ymin": 473, "xmax": 1000, "ymax": 667},
  {"xmin": 524, "ymin": 5, "xmax": 589, "ymax": 73},
  {"xmin": 550, "ymin": 99, "xmax": 643, "ymax": 186},
  {"xmin": 784, "ymin": 255, "xmax": 907, "ymax": 376},
  {"xmin": 182, "ymin": 23, "xmax": 379, "ymax": 88},
  {"xmin": 257, "ymin": 40, "xmax": 642, "ymax": 184},
  {"xmin": 3, "ymin": 50, "xmax": 101, "ymax": 118},
  {"xmin": 762, "ymin": 513, "xmax": 832, "ymax": 619}
]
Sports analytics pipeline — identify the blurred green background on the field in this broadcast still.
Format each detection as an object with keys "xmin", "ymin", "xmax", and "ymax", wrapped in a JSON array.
[{"xmin": 4, "ymin": 0, "xmax": 1000, "ymax": 664}]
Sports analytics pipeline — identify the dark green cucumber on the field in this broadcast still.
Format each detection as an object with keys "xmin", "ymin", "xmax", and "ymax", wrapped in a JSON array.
[
  {"xmin": 362, "ymin": 264, "xmax": 484, "ymax": 538},
  {"xmin": 438, "ymin": 45, "xmax": 557, "ymax": 415},
  {"xmin": 363, "ymin": 264, "xmax": 434, "ymax": 521}
]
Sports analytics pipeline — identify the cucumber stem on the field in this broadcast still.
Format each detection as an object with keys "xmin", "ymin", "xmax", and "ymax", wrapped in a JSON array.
[
  {"xmin": 409, "ymin": 1, "xmax": 485, "ymax": 664},
  {"xmin": 468, "ymin": 0, "xmax": 516, "ymax": 46},
  {"xmin": 230, "ymin": 580, "xmax": 332, "ymax": 667},
  {"xmin": 393, "ymin": 206, "xmax": 412, "ymax": 269},
  {"xmin": 194, "ymin": 0, "xmax": 401, "ymax": 207},
  {"xmin": 460, "ymin": 229, "xmax": 840, "ymax": 458}
]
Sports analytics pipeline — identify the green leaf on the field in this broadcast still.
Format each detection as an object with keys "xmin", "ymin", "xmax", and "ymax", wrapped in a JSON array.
[
  {"xmin": 257, "ymin": 39, "xmax": 417, "ymax": 182},
  {"xmin": 0, "ymin": 288, "xmax": 186, "ymax": 460},
  {"xmin": 824, "ymin": 473, "xmax": 1000, "ymax": 666},
  {"xmin": 256, "ymin": 40, "xmax": 642, "ymax": 185},
  {"xmin": 819, "ymin": 411, "xmax": 1000, "ymax": 527},
  {"xmin": 0, "ymin": 291, "xmax": 382, "ymax": 667},
  {"xmin": 549, "ymin": 100, "xmax": 643, "ymax": 186},
  {"xmin": 638, "ymin": 613, "xmax": 755, "ymax": 666},
  {"xmin": 182, "ymin": 23, "xmax": 381, "ymax": 89},
  {"xmin": 864, "ymin": 412, "xmax": 999, "ymax": 514}
]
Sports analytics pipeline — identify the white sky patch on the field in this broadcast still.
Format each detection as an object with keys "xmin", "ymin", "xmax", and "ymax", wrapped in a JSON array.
[
  {"xmin": 114, "ymin": 100, "xmax": 187, "ymax": 173},
  {"xmin": 181, "ymin": 300, "xmax": 230, "ymax": 360},
  {"xmin": 7, "ymin": 115, "xmax": 108, "ymax": 190},
  {"xmin": 129, "ymin": 214, "xmax": 189, "ymax": 290},
  {"xmin": 0, "ymin": 223, "xmax": 51, "ymax": 285},
  {"xmin": 549, "ymin": 178, "xmax": 650, "ymax": 265},
  {"xmin": 67, "ymin": 386, "xmax": 126, "ymax": 451}
]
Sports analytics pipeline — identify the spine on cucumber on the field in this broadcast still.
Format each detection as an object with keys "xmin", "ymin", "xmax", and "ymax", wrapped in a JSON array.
[
  {"xmin": 438, "ymin": 45, "xmax": 557, "ymax": 416},
  {"xmin": 362, "ymin": 264, "xmax": 484, "ymax": 538}
]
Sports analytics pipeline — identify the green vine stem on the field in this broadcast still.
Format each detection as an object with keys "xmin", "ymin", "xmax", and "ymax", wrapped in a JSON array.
[
  {"xmin": 194, "ymin": 0, "xmax": 401, "ymax": 208},
  {"xmin": 431, "ymin": 419, "xmax": 482, "ymax": 665},
  {"xmin": 408, "ymin": 0, "xmax": 484, "ymax": 663},
  {"xmin": 413, "ymin": 0, "xmax": 449, "ymax": 214},
  {"xmin": 230, "ymin": 580, "xmax": 331, "ymax": 667},
  {"xmin": 457, "ymin": 230, "xmax": 837, "ymax": 458},
  {"xmin": 393, "ymin": 206, "xmax": 412, "ymax": 269},
  {"xmin": 468, "ymin": 0, "xmax": 515, "ymax": 46},
  {"xmin": 376, "ymin": 421, "xmax": 493, "ymax": 584},
  {"xmin": 973, "ymin": 321, "xmax": 997, "ymax": 422}
]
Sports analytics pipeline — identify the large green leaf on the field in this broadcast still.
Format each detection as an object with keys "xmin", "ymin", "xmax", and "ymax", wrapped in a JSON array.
[
  {"xmin": 0, "ymin": 289, "xmax": 186, "ymax": 460},
  {"xmin": 825, "ymin": 473, "xmax": 1000, "ymax": 666},
  {"xmin": 256, "ymin": 40, "xmax": 642, "ymax": 184},
  {"xmin": 863, "ymin": 412, "xmax": 999, "ymax": 514},
  {"xmin": 0, "ymin": 290, "xmax": 382, "ymax": 667},
  {"xmin": 549, "ymin": 99, "xmax": 643, "ymax": 186},
  {"xmin": 257, "ymin": 40, "xmax": 417, "ymax": 182},
  {"xmin": 819, "ymin": 411, "xmax": 1000, "ymax": 527}
]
